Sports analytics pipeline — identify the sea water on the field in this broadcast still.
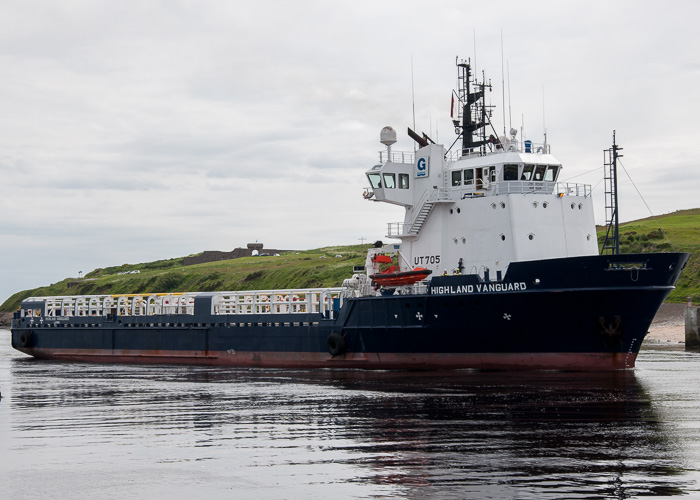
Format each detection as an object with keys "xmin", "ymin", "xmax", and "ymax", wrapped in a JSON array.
[{"xmin": 1, "ymin": 330, "xmax": 699, "ymax": 499}]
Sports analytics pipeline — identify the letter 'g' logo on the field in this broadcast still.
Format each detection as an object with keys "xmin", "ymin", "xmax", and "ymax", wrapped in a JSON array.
[{"xmin": 416, "ymin": 157, "xmax": 428, "ymax": 178}]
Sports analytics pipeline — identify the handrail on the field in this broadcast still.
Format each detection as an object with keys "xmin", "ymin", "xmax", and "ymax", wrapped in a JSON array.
[
  {"xmin": 378, "ymin": 150, "xmax": 415, "ymax": 164},
  {"xmin": 445, "ymin": 140, "xmax": 551, "ymax": 161},
  {"xmin": 20, "ymin": 287, "xmax": 345, "ymax": 318}
]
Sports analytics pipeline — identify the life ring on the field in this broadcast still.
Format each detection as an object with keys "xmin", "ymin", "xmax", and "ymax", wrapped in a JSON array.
[
  {"xmin": 326, "ymin": 333, "xmax": 347, "ymax": 356},
  {"xmin": 18, "ymin": 331, "xmax": 33, "ymax": 348}
]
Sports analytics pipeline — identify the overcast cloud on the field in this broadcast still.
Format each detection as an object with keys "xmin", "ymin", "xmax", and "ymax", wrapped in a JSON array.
[{"xmin": 1, "ymin": 0, "xmax": 699, "ymax": 302}]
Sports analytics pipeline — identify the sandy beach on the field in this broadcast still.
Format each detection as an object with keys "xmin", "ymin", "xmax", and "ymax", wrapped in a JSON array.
[{"xmin": 645, "ymin": 302, "xmax": 688, "ymax": 344}]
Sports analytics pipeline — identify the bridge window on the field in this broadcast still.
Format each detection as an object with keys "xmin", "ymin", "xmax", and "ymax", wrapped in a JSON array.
[
  {"xmin": 521, "ymin": 164, "xmax": 534, "ymax": 180},
  {"xmin": 368, "ymin": 173, "xmax": 382, "ymax": 189},
  {"xmin": 398, "ymin": 173, "xmax": 409, "ymax": 189},
  {"xmin": 503, "ymin": 164, "xmax": 519, "ymax": 181},
  {"xmin": 533, "ymin": 165, "xmax": 546, "ymax": 181},
  {"xmin": 464, "ymin": 169, "xmax": 474, "ymax": 185},
  {"xmin": 544, "ymin": 165, "xmax": 559, "ymax": 182},
  {"xmin": 451, "ymin": 170, "xmax": 462, "ymax": 186},
  {"xmin": 382, "ymin": 173, "xmax": 396, "ymax": 189}
]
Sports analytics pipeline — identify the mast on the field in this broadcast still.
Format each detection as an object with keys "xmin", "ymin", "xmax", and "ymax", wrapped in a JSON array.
[
  {"xmin": 452, "ymin": 58, "xmax": 493, "ymax": 156},
  {"xmin": 601, "ymin": 131, "xmax": 622, "ymax": 255}
]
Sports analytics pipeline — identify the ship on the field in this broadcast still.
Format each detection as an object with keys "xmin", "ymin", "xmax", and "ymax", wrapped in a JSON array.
[{"xmin": 11, "ymin": 58, "xmax": 689, "ymax": 370}]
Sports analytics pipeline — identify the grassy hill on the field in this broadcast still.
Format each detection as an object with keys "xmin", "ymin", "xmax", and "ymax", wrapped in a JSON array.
[
  {"xmin": 0, "ymin": 245, "xmax": 369, "ymax": 313},
  {"xmin": 597, "ymin": 208, "xmax": 700, "ymax": 302},
  {"xmin": 2, "ymin": 208, "xmax": 698, "ymax": 314}
]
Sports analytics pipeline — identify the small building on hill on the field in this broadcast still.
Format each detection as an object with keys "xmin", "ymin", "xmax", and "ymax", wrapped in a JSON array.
[{"xmin": 183, "ymin": 243, "xmax": 290, "ymax": 266}]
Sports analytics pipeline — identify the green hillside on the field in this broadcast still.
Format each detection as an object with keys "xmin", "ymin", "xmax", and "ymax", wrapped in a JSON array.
[
  {"xmin": 2, "ymin": 208, "xmax": 698, "ymax": 314},
  {"xmin": 0, "ymin": 245, "xmax": 368, "ymax": 313}
]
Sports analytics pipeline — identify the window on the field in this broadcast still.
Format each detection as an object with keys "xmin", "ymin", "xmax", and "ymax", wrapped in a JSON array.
[
  {"xmin": 521, "ymin": 164, "xmax": 534, "ymax": 180},
  {"xmin": 398, "ymin": 173, "xmax": 409, "ymax": 189},
  {"xmin": 533, "ymin": 165, "xmax": 546, "ymax": 181},
  {"xmin": 367, "ymin": 173, "xmax": 382, "ymax": 189},
  {"xmin": 382, "ymin": 173, "xmax": 396, "ymax": 189},
  {"xmin": 451, "ymin": 170, "xmax": 462, "ymax": 186},
  {"xmin": 544, "ymin": 165, "xmax": 559, "ymax": 182},
  {"xmin": 464, "ymin": 169, "xmax": 474, "ymax": 185},
  {"xmin": 503, "ymin": 164, "xmax": 519, "ymax": 181}
]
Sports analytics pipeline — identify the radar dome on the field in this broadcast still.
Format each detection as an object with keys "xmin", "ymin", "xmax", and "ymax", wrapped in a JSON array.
[{"xmin": 380, "ymin": 126, "xmax": 397, "ymax": 146}]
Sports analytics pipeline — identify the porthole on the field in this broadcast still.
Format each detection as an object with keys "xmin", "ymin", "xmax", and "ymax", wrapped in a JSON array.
[
  {"xmin": 587, "ymin": 234, "xmax": 591, "ymax": 241},
  {"xmin": 461, "ymin": 237, "xmax": 466, "ymax": 244},
  {"xmin": 500, "ymin": 202, "xmax": 506, "ymax": 209},
  {"xmin": 571, "ymin": 202, "xmax": 576, "ymax": 209},
  {"xmin": 449, "ymin": 208, "xmax": 454, "ymax": 214},
  {"xmin": 453, "ymin": 238, "xmax": 458, "ymax": 245},
  {"xmin": 543, "ymin": 202, "xmax": 549, "ymax": 208},
  {"xmin": 491, "ymin": 203, "xmax": 497, "ymax": 210},
  {"xmin": 528, "ymin": 233, "xmax": 535, "ymax": 241},
  {"xmin": 457, "ymin": 207, "xmax": 461, "ymax": 214},
  {"xmin": 532, "ymin": 202, "xmax": 539, "ymax": 208},
  {"xmin": 578, "ymin": 203, "xmax": 583, "ymax": 210},
  {"xmin": 500, "ymin": 234, "xmax": 506, "ymax": 241}
]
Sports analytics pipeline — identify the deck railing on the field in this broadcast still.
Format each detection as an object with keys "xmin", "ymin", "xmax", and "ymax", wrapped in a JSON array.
[
  {"xmin": 378, "ymin": 150, "xmax": 415, "ymax": 164},
  {"xmin": 20, "ymin": 288, "xmax": 345, "ymax": 318}
]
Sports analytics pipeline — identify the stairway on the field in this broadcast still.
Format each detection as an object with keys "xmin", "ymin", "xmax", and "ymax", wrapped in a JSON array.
[{"xmin": 409, "ymin": 202, "xmax": 434, "ymax": 235}]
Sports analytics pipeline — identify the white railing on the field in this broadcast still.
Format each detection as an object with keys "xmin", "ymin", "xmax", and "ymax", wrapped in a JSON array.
[
  {"xmin": 21, "ymin": 287, "xmax": 345, "ymax": 318},
  {"xmin": 554, "ymin": 182, "xmax": 592, "ymax": 197},
  {"xmin": 21, "ymin": 293, "xmax": 197, "ymax": 318},
  {"xmin": 485, "ymin": 181, "xmax": 591, "ymax": 197},
  {"xmin": 211, "ymin": 288, "xmax": 343, "ymax": 316},
  {"xmin": 387, "ymin": 222, "xmax": 410, "ymax": 238},
  {"xmin": 446, "ymin": 141, "xmax": 551, "ymax": 161},
  {"xmin": 378, "ymin": 150, "xmax": 415, "ymax": 164}
]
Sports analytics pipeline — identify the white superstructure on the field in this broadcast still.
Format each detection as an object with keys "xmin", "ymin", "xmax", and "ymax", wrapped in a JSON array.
[{"xmin": 364, "ymin": 59, "xmax": 598, "ymax": 281}]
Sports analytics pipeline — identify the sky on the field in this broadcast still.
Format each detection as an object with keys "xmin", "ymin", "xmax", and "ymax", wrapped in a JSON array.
[{"xmin": 1, "ymin": 0, "xmax": 699, "ymax": 303}]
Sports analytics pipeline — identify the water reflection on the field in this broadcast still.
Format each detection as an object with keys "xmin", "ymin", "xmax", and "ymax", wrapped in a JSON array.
[{"xmin": 3, "ymin": 349, "xmax": 697, "ymax": 499}]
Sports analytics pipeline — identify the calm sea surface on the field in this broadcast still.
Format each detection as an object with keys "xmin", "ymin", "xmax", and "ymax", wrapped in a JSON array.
[{"xmin": 1, "ymin": 330, "xmax": 700, "ymax": 499}]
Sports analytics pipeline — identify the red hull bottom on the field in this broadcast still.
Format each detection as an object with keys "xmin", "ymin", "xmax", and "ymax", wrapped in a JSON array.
[{"xmin": 17, "ymin": 348, "xmax": 639, "ymax": 370}]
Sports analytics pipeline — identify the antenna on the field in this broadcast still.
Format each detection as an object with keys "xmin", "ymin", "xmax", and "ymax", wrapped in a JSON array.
[
  {"xmin": 500, "ymin": 30, "xmax": 506, "ymax": 137},
  {"xmin": 411, "ymin": 56, "xmax": 417, "ymax": 152},
  {"xmin": 507, "ymin": 60, "xmax": 512, "ymax": 131},
  {"xmin": 542, "ymin": 84, "xmax": 547, "ymax": 152},
  {"xmin": 473, "ymin": 29, "xmax": 477, "ymax": 78}
]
